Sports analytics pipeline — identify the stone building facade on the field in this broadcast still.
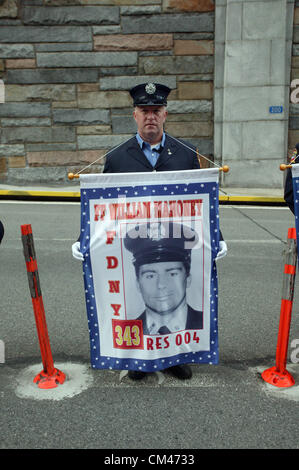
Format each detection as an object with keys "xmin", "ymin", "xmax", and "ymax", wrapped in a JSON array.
[
  {"xmin": 215, "ymin": 0, "xmax": 294, "ymax": 188},
  {"xmin": 0, "ymin": 0, "xmax": 215, "ymax": 185},
  {"xmin": 0, "ymin": 0, "xmax": 298, "ymax": 188}
]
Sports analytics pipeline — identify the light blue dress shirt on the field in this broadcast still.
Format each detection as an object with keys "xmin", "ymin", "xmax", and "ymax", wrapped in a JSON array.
[{"xmin": 136, "ymin": 132, "xmax": 166, "ymax": 167}]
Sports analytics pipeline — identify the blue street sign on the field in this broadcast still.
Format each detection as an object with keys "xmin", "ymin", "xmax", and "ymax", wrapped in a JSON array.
[{"xmin": 269, "ymin": 106, "xmax": 283, "ymax": 114}]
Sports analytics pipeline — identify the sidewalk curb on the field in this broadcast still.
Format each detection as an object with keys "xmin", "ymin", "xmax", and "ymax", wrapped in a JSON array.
[
  {"xmin": 219, "ymin": 195, "xmax": 285, "ymax": 204},
  {"xmin": 0, "ymin": 189, "xmax": 286, "ymax": 204},
  {"xmin": 0, "ymin": 189, "xmax": 80, "ymax": 199}
]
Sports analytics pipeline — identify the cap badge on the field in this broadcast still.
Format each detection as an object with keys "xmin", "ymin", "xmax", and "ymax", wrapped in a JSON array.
[{"xmin": 145, "ymin": 83, "xmax": 156, "ymax": 95}]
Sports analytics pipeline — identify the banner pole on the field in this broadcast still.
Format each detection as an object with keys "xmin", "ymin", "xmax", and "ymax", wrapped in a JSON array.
[
  {"xmin": 261, "ymin": 228, "xmax": 296, "ymax": 388},
  {"xmin": 21, "ymin": 224, "xmax": 65, "ymax": 389}
]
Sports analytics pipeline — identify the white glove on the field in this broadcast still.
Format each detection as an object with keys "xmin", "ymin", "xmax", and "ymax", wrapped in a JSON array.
[
  {"xmin": 72, "ymin": 241, "xmax": 84, "ymax": 261},
  {"xmin": 216, "ymin": 240, "xmax": 227, "ymax": 260}
]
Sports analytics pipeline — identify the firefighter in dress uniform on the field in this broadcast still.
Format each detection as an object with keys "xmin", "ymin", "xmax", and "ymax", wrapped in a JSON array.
[{"xmin": 72, "ymin": 83, "xmax": 228, "ymax": 380}]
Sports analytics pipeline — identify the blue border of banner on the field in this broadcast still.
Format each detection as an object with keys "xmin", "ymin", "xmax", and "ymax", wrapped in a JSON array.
[
  {"xmin": 80, "ymin": 180, "xmax": 219, "ymax": 371},
  {"xmin": 292, "ymin": 174, "xmax": 299, "ymax": 261}
]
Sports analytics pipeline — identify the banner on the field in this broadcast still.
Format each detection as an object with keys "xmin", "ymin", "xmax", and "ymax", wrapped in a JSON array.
[
  {"xmin": 291, "ymin": 163, "xmax": 299, "ymax": 256},
  {"xmin": 80, "ymin": 169, "xmax": 220, "ymax": 372}
]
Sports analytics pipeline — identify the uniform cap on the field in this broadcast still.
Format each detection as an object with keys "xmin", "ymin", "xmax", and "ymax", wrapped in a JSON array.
[
  {"xmin": 124, "ymin": 222, "xmax": 198, "ymax": 273},
  {"xmin": 130, "ymin": 83, "xmax": 171, "ymax": 107}
]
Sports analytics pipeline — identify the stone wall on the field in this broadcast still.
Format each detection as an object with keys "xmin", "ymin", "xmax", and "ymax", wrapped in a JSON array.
[
  {"xmin": 215, "ymin": 0, "xmax": 293, "ymax": 189},
  {"xmin": 0, "ymin": 0, "xmax": 215, "ymax": 184}
]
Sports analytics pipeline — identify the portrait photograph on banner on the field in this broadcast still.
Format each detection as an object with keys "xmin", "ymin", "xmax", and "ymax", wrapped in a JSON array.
[{"xmin": 79, "ymin": 168, "xmax": 220, "ymax": 373}]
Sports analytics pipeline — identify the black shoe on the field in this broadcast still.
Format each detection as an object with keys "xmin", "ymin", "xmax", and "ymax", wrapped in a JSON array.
[
  {"xmin": 167, "ymin": 364, "xmax": 192, "ymax": 380},
  {"xmin": 128, "ymin": 370, "xmax": 147, "ymax": 380}
]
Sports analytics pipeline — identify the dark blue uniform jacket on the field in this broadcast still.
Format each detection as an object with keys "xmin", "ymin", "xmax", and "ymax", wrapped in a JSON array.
[
  {"xmin": 284, "ymin": 154, "xmax": 299, "ymax": 214},
  {"xmin": 103, "ymin": 134, "xmax": 200, "ymax": 173},
  {"xmin": 0, "ymin": 220, "xmax": 3, "ymax": 244},
  {"xmin": 103, "ymin": 134, "xmax": 223, "ymax": 241}
]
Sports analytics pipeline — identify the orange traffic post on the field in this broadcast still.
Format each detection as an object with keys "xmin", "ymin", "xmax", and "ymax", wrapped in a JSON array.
[
  {"xmin": 21, "ymin": 224, "xmax": 65, "ymax": 389},
  {"xmin": 262, "ymin": 228, "xmax": 297, "ymax": 388}
]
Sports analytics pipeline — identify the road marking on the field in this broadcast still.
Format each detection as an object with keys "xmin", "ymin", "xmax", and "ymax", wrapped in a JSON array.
[
  {"xmin": 0, "ymin": 200, "xmax": 79, "ymax": 205},
  {"xmin": 0, "ymin": 201, "xmax": 288, "ymax": 209},
  {"xmin": 226, "ymin": 239, "xmax": 281, "ymax": 243},
  {"xmin": 5, "ymin": 238, "xmax": 283, "ymax": 243}
]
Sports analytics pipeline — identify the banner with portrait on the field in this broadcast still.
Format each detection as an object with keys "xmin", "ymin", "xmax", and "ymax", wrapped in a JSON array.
[
  {"xmin": 291, "ymin": 162, "xmax": 299, "ymax": 257},
  {"xmin": 80, "ymin": 169, "xmax": 220, "ymax": 372}
]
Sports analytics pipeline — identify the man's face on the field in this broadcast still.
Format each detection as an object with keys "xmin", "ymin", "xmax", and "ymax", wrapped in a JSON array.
[
  {"xmin": 136, "ymin": 261, "xmax": 191, "ymax": 315},
  {"xmin": 133, "ymin": 105, "xmax": 168, "ymax": 144}
]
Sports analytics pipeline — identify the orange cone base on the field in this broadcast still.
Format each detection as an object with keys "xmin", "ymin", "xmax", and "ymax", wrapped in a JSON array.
[
  {"xmin": 33, "ymin": 368, "xmax": 66, "ymax": 389},
  {"xmin": 261, "ymin": 366, "xmax": 295, "ymax": 388}
]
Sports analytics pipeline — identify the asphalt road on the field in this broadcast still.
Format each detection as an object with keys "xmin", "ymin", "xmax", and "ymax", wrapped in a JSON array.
[{"xmin": 0, "ymin": 201, "xmax": 299, "ymax": 451}]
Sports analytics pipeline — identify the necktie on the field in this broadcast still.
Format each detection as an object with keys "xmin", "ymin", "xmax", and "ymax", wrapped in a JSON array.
[
  {"xmin": 149, "ymin": 146, "xmax": 163, "ymax": 166},
  {"xmin": 158, "ymin": 325, "xmax": 171, "ymax": 335}
]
